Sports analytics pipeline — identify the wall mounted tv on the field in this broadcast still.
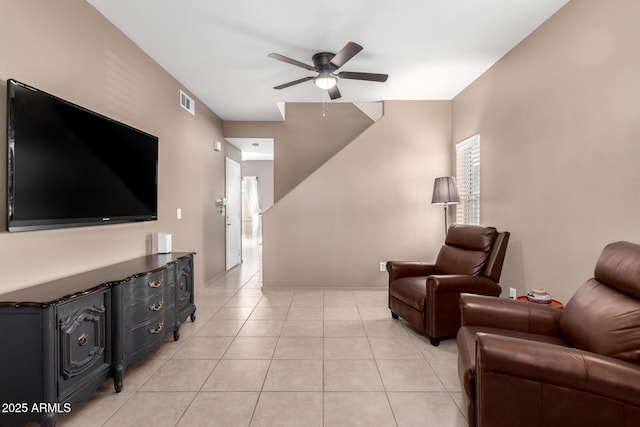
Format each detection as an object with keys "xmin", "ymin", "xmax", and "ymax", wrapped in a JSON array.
[{"xmin": 6, "ymin": 79, "xmax": 158, "ymax": 232}]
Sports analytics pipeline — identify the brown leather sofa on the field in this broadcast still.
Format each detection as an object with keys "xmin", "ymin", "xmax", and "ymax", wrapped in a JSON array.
[
  {"xmin": 457, "ymin": 241, "xmax": 640, "ymax": 427},
  {"xmin": 387, "ymin": 224, "xmax": 509, "ymax": 345}
]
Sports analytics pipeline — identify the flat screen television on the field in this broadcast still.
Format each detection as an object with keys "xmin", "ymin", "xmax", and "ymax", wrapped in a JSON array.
[{"xmin": 6, "ymin": 79, "xmax": 158, "ymax": 232}]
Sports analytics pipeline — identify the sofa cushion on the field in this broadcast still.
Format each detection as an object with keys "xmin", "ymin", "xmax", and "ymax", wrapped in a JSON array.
[
  {"xmin": 594, "ymin": 241, "xmax": 640, "ymax": 299},
  {"xmin": 445, "ymin": 225, "xmax": 496, "ymax": 251},
  {"xmin": 436, "ymin": 225, "xmax": 496, "ymax": 275},
  {"xmin": 560, "ymin": 279, "xmax": 640, "ymax": 365},
  {"xmin": 389, "ymin": 276, "xmax": 426, "ymax": 311},
  {"xmin": 435, "ymin": 246, "xmax": 489, "ymax": 276}
]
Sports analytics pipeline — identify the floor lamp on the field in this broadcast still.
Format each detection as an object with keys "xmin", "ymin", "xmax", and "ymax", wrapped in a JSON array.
[{"xmin": 431, "ymin": 176, "xmax": 460, "ymax": 236}]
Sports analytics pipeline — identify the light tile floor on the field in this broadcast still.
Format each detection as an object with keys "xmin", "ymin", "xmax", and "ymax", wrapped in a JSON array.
[{"xmin": 52, "ymin": 242, "xmax": 467, "ymax": 427}]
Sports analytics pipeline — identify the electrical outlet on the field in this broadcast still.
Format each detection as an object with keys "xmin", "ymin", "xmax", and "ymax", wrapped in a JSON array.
[
  {"xmin": 177, "ymin": 208, "xmax": 182, "ymax": 219},
  {"xmin": 379, "ymin": 262, "xmax": 386, "ymax": 272},
  {"xmin": 509, "ymin": 287, "xmax": 517, "ymax": 300}
]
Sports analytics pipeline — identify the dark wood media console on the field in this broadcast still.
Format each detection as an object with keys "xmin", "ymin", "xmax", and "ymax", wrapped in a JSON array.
[{"xmin": 0, "ymin": 253, "xmax": 196, "ymax": 427}]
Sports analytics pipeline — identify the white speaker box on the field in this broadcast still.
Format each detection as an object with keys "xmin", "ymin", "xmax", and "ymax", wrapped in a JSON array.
[{"xmin": 157, "ymin": 232, "xmax": 172, "ymax": 254}]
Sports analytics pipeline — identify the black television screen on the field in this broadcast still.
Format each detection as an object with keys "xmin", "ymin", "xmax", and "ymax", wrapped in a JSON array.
[{"xmin": 6, "ymin": 79, "xmax": 158, "ymax": 232}]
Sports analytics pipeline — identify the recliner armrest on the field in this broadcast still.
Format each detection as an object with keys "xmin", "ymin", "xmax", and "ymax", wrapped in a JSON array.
[
  {"xmin": 386, "ymin": 261, "xmax": 436, "ymax": 282},
  {"xmin": 476, "ymin": 333, "xmax": 640, "ymax": 408},
  {"xmin": 423, "ymin": 276, "xmax": 501, "ymax": 342},
  {"xmin": 460, "ymin": 293, "xmax": 561, "ymax": 336},
  {"xmin": 427, "ymin": 275, "xmax": 501, "ymax": 295}
]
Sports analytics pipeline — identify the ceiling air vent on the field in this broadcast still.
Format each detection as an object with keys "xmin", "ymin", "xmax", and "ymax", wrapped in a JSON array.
[{"xmin": 179, "ymin": 90, "xmax": 195, "ymax": 115}]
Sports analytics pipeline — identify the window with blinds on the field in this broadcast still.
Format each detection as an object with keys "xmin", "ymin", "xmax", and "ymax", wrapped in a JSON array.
[{"xmin": 456, "ymin": 135, "xmax": 480, "ymax": 225}]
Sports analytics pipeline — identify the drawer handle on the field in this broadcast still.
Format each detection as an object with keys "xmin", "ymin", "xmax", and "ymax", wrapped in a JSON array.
[
  {"xmin": 149, "ymin": 321, "xmax": 164, "ymax": 334},
  {"xmin": 179, "ymin": 282, "xmax": 185, "ymax": 290},
  {"xmin": 78, "ymin": 333, "xmax": 89, "ymax": 346},
  {"xmin": 148, "ymin": 277, "xmax": 163, "ymax": 288},
  {"xmin": 149, "ymin": 299, "xmax": 164, "ymax": 311}
]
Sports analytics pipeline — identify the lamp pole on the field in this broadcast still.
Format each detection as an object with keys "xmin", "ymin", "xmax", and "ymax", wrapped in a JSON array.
[{"xmin": 443, "ymin": 202, "xmax": 450, "ymax": 236}]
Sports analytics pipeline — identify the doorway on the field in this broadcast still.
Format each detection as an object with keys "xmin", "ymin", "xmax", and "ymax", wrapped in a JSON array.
[
  {"xmin": 224, "ymin": 137, "xmax": 274, "ymax": 270},
  {"xmin": 242, "ymin": 176, "xmax": 262, "ymax": 245}
]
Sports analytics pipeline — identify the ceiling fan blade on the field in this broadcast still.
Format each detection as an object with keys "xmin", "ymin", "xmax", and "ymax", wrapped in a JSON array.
[
  {"xmin": 274, "ymin": 76, "xmax": 314, "ymax": 90},
  {"xmin": 328, "ymin": 85, "xmax": 341, "ymax": 100},
  {"xmin": 268, "ymin": 53, "xmax": 315, "ymax": 71},
  {"xmin": 338, "ymin": 71, "xmax": 388, "ymax": 82},
  {"xmin": 329, "ymin": 41, "xmax": 363, "ymax": 69}
]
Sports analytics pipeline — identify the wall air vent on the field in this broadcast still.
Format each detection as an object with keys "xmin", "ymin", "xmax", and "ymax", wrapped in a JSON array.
[{"xmin": 179, "ymin": 90, "xmax": 195, "ymax": 115}]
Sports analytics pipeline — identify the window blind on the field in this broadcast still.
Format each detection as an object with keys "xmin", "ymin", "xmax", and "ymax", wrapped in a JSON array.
[{"xmin": 456, "ymin": 135, "xmax": 480, "ymax": 225}]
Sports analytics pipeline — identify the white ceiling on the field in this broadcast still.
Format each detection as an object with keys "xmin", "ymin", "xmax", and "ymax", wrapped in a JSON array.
[
  {"xmin": 87, "ymin": 0, "xmax": 568, "ymax": 122},
  {"xmin": 226, "ymin": 138, "xmax": 274, "ymax": 161}
]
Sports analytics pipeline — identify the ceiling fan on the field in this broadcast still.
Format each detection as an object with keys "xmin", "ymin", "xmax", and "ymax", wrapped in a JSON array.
[{"xmin": 268, "ymin": 41, "xmax": 388, "ymax": 100}]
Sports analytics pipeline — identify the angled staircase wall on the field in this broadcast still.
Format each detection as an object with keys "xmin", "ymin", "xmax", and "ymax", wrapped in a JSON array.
[
  {"xmin": 262, "ymin": 100, "xmax": 452, "ymax": 288},
  {"xmin": 223, "ymin": 102, "xmax": 376, "ymax": 201}
]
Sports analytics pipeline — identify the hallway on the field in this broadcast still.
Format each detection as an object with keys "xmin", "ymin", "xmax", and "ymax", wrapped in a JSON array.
[{"xmin": 55, "ymin": 241, "xmax": 466, "ymax": 426}]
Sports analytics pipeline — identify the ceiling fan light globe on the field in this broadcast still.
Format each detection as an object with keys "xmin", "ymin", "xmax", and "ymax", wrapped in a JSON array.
[{"xmin": 314, "ymin": 75, "xmax": 337, "ymax": 90}]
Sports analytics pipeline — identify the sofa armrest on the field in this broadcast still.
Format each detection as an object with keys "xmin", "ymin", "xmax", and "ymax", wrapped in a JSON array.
[
  {"xmin": 386, "ymin": 261, "xmax": 436, "ymax": 282},
  {"xmin": 460, "ymin": 293, "xmax": 561, "ymax": 336},
  {"xmin": 427, "ymin": 275, "xmax": 501, "ymax": 296},
  {"xmin": 422, "ymin": 275, "xmax": 500, "ymax": 341},
  {"xmin": 475, "ymin": 333, "xmax": 640, "ymax": 425}
]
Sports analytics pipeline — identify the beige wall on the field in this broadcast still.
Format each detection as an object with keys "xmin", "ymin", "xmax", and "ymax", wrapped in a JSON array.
[
  {"xmin": 0, "ymin": 0, "xmax": 227, "ymax": 293},
  {"xmin": 5, "ymin": 0, "xmax": 633, "ymax": 304},
  {"xmin": 224, "ymin": 103, "xmax": 373, "ymax": 201},
  {"xmin": 452, "ymin": 0, "xmax": 640, "ymax": 303},
  {"xmin": 224, "ymin": 141, "xmax": 242, "ymax": 165},
  {"xmin": 263, "ymin": 101, "xmax": 451, "ymax": 288}
]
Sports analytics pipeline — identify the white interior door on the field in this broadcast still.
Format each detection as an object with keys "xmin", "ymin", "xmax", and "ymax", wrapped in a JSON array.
[{"xmin": 225, "ymin": 157, "xmax": 242, "ymax": 270}]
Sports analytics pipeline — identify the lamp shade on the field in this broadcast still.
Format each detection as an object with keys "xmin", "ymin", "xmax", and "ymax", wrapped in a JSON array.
[{"xmin": 431, "ymin": 177, "xmax": 460, "ymax": 204}]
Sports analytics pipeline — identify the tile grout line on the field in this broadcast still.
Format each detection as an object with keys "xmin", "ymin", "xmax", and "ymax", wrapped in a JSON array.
[
  {"xmin": 90, "ymin": 243, "xmax": 465, "ymax": 426},
  {"xmin": 179, "ymin": 259, "xmax": 263, "ymax": 427},
  {"xmin": 245, "ymin": 278, "xmax": 271, "ymax": 427}
]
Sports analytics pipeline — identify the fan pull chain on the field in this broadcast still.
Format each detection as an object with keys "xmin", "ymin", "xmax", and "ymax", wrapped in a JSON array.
[{"xmin": 322, "ymin": 89, "xmax": 329, "ymax": 117}]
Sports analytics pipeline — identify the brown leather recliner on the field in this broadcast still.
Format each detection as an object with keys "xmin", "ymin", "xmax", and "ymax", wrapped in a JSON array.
[
  {"xmin": 387, "ymin": 224, "xmax": 510, "ymax": 346},
  {"xmin": 457, "ymin": 241, "xmax": 640, "ymax": 427}
]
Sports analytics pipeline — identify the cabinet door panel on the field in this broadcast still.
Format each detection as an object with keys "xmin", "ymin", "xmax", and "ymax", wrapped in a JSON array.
[
  {"xmin": 57, "ymin": 290, "xmax": 110, "ymax": 398},
  {"xmin": 176, "ymin": 259, "xmax": 192, "ymax": 310}
]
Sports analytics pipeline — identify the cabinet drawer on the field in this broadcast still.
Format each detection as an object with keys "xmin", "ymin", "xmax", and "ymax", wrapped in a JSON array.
[
  {"xmin": 57, "ymin": 290, "xmax": 110, "ymax": 399},
  {"xmin": 125, "ymin": 270, "xmax": 166, "ymax": 301},
  {"xmin": 124, "ymin": 313, "xmax": 165, "ymax": 361},
  {"xmin": 126, "ymin": 292, "xmax": 166, "ymax": 326}
]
